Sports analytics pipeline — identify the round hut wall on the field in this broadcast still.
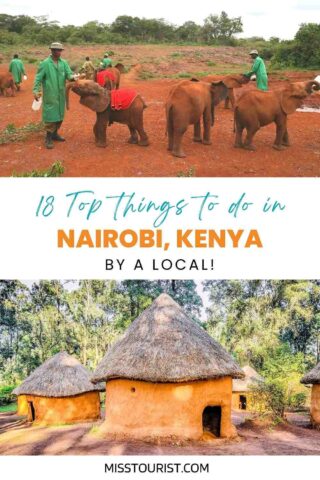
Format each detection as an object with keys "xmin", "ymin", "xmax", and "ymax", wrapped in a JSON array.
[
  {"xmin": 18, "ymin": 391, "xmax": 101, "ymax": 425},
  {"xmin": 101, "ymin": 377, "xmax": 236, "ymax": 440}
]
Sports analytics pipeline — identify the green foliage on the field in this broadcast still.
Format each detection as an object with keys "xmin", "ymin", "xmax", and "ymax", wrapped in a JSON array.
[
  {"xmin": 0, "ymin": 403, "xmax": 17, "ymax": 412},
  {"xmin": 272, "ymin": 23, "xmax": 320, "ymax": 68},
  {"xmin": 0, "ymin": 280, "xmax": 202, "ymax": 384},
  {"xmin": 0, "ymin": 122, "xmax": 44, "ymax": 145},
  {"xmin": 12, "ymin": 161, "xmax": 64, "ymax": 177},
  {"xmin": 0, "ymin": 13, "xmax": 243, "ymax": 46},
  {"xmin": 202, "ymin": 11, "xmax": 243, "ymax": 44},
  {"xmin": 251, "ymin": 379, "xmax": 286, "ymax": 418},
  {"xmin": 177, "ymin": 167, "xmax": 196, "ymax": 177},
  {"xmin": 204, "ymin": 280, "xmax": 320, "ymax": 413},
  {"xmin": 0, "ymin": 385, "xmax": 16, "ymax": 405}
]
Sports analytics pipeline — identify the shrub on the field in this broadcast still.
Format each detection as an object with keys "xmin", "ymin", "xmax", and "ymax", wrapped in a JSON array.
[
  {"xmin": 0, "ymin": 385, "xmax": 16, "ymax": 405},
  {"xmin": 251, "ymin": 380, "xmax": 286, "ymax": 418}
]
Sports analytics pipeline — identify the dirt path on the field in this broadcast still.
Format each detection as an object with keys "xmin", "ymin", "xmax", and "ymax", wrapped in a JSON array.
[
  {"xmin": 0, "ymin": 63, "xmax": 319, "ymax": 177},
  {"xmin": 0, "ymin": 411, "xmax": 319, "ymax": 455}
]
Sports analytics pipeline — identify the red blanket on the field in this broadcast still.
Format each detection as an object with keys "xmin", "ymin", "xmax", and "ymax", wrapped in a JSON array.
[
  {"xmin": 111, "ymin": 89, "xmax": 137, "ymax": 110},
  {"xmin": 96, "ymin": 69, "xmax": 116, "ymax": 87}
]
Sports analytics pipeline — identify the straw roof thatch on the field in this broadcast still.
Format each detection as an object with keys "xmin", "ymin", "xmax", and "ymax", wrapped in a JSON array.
[
  {"xmin": 13, "ymin": 352, "xmax": 104, "ymax": 397},
  {"xmin": 232, "ymin": 365, "xmax": 264, "ymax": 392},
  {"xmin": 92, "ymin": 293, "xmax": 244, "ymax": 384},
  {"xmin": 301, "ymin": 362, "xmax": 320, "ymax": 385}
]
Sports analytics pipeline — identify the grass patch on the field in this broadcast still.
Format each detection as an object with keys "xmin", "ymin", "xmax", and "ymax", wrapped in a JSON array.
[
  {"xmin": 138, "ymin": 70, "xmax": 157, "ymax": 80},
  {"xmin": 177, "ymin": 166, "xmax": 195, "ymax": 177},
  {"xmin": 207, "ymin": 61, "xmax": 216, "ymax": 67},
  {"xmin": 0, "ymin": 122, "xmax": 44, "ymax": 145},
  {"xmin": 12, "ymin": 160, "xmax": 64, "ymax": 177},
  {"xmin": 0, "ymin": 403, "xmax": 17, "ymax": 413}
]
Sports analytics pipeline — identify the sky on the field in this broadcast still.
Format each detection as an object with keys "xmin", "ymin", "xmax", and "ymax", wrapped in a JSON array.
[{"xmin": 0, "ymin": 0, "xmax": 319, "ymax": 39}]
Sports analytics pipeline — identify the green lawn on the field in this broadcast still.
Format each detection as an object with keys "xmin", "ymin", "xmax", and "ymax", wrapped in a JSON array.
[{"xmin": 0, "ymin": 403, "xmax": 17, "ymax": 413}]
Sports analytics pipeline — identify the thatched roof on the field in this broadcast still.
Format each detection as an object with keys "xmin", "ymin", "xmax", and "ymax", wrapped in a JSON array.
[
  {"xmin": 92, "ymin": 293, "xmax": 244, "ymax": 384},
  {"xmin": 232, "ymin": 365, "xmax": 264, "ymax": 392},
  {"xmin": 301, "ymin": 362, "xmax": 320, "ymax": 384},
  {"xmin": 13, "ymin": 352, "xmax": 104, "ymax": 397}
]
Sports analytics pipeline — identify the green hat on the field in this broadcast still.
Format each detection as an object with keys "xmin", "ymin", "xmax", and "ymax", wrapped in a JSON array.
[{"xmin": 50, "ymin": 42, "xmax": 64, "ymax": 50}]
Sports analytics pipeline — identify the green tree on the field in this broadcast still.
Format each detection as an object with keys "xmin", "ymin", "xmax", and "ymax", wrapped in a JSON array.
[{"xmin": 202, "ymin": 11, "xmax": 243, "ymax": 44}]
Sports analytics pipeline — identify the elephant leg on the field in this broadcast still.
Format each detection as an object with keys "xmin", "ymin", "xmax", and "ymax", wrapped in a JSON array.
[
  {"xmin": 202, "ymin": 108, "xmax": 212, "ymax": 145},
  {"xmin": 273, "ymin": 118, "xmax": 286, "ymax": 150},
  {"xmin": 128, "ymin": 126, "xmax": 139, "ymax": 144},
  {"xmin": 93, "ymin": 113, "xmax": 108, "ymax": 148},
  {"xmin": 224, "ymin": 96, "xmax": 230, "ymax": 109},
  {"xmin": 135, "ymin": 111, "xmax": 149, "ymax": 147},
  {"xmin": 167, "ymin": 118, "xmax": 174, "ymax": 152},
  {"xmin": 228, "ymin": 90, "xmax": 235, "ymax": 110},
  {"xmin": 172, "ymin": 127, "xmax": 187, "ymax": 158},
  {"xmin": 243, "ymin": 125, "xmax": 259, "ymax": 151},
  {"xmin": 193, "ymin": 121, "xmax": 202, "ymax": 142},
  {"xmin": 234, "ymin": 124, "xmax": 244, "ymax": 148},
  {"xmin": 282, "ymin": 129, "xmax": 290, "ymax": 146}
]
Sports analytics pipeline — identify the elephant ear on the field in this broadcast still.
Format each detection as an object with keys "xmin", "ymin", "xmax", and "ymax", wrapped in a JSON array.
[
  {"xmin": 210, "ymin": 81, "xmax": 228, "ymax": 105},
  {"xmin": 280, "ymin": 85, "xmax": 304, "ymax": 115},
  {"xmin": 222, "ymin": 76, "xmax": 243, "ymax": 89},
  {"xmin": 80, "ymin": 90, "xmax": 110, "ymax": 112}
]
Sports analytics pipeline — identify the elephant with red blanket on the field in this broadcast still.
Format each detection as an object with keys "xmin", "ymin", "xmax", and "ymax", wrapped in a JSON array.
[
  {"xmin": 94, "ymin": 63, "xmax": 125, "ymax": 90},
  {"xmin": 67, "ymin": 79, "xmax": 149, "ymax": 147}
]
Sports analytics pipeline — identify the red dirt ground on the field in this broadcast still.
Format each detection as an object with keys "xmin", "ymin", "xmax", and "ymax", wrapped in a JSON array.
[
  {"xmin": 0, "ymin": 61, "xmax": 319, "ymax": 177},
  {"xmin": 1, "ymin": 411, "xmax": 319, "ymax": 455}
]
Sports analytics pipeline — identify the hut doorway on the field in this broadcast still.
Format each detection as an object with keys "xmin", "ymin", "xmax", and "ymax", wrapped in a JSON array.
[
  {"xmin": 239, "ymin": 395, "xmax": 247, "ymax": 410},
  {"xmin": 202, "ymin": 406, "xmax": 221, "ymax": 437},
  {"xmin": 28, "ymin": 401, "xmax": 35, "ymax": 421}
]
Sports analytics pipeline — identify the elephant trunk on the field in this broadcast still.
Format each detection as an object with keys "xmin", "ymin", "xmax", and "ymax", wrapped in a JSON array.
[
  {"xmin": 305, "ymin": 80, "xmax": 320, "ymax": 94},
  {"xmin": 65, "ymin": 82, "xmax": 74, "ymax": 110}
]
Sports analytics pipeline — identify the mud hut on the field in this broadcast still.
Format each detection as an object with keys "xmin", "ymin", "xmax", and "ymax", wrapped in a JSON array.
[
  {"xmin": 13, "ymin": 352, "xmax": 103, "ymax": 425},
  {"xmin": 91, "ymin": 293, "xmax": 244, "ymax": 441},
  {"xmin": 232, "ymin": 365, "xmax": 264, "ymax": 411},
  {"xmin": 301, "ymin": 362, "xmax": 320, "ymax": 427}
]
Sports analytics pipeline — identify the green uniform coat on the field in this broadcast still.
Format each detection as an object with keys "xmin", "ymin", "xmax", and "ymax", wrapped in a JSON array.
[
  {"xmin": 33, "ymin": 55, "xmax": 73, "ymax": 123},
  {"xmin": 246, "ymin": 56, "xmax": 268, "ymax": 91},
  {"xmin": 9, "ymin": 59, "xmax": 26, "ymax": 84},
  {"xmin": 101, "ymin": 58, "xmax": 112, "ymax": 68}
]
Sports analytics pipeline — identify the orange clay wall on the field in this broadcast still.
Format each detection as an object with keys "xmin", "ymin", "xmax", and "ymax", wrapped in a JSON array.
[
  {"xmin": 232, "ymin": 392, "xmax": 254, "ymax": 411},
  {"xmin": 102, "ymin": 377, "xmax": 236, "ymax": 440},
  {"xmin": 17, "ymin": 395, "xmax": 28, "ymax": 415},
  {"xmin": 25, "ymin": 391, "xmax": 101, "ymax": 425},
  {"xmin": 311, "ymin": 384, "xmax": 320, "ymax": 425}
]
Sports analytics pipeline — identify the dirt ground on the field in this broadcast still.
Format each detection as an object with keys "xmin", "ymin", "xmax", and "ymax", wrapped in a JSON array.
[
  {"xmin": 1, "ymin": 410, "xmax": 319, "ymax": 455},
  {"xmin": 0, "ymin": 45, "xmax": 319, "ymax": 177}
]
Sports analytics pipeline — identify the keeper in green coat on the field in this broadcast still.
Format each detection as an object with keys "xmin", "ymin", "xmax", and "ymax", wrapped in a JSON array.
[
  {"xmin": 244, "ymin": 50, "xmax": 268, "ymax": 91},
  {"xmin": 33, "ymin": 42, "xmax": 75, "ymax": 149},
  {"xmin": 100, "ymin": 53, "xmax": 112, "ymax": 69},
  {"xmin": 9, "ymin": 54, "xmax": 26, "ymax": 91}
]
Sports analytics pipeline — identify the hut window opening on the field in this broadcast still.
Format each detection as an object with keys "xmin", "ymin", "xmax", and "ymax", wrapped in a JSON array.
[
  {"xmin": 239, "ymin": 395, "xmax": 247, "ymax": 410},
  {"xmin": 202, "ymin": 406, "xmax": 221, "ymax": 437},
  {"xmin": 28, "ymin": 401, "xmax": 36, "ymax": 421},
  {"xmin": 131, "ymin": 387, "xmax": 136, "ymax": 393}
]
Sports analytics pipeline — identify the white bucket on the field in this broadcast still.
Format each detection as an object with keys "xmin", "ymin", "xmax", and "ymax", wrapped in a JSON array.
[{"xmin": 32, "ymin": 97, "xmax": 42, "ymax": 111}]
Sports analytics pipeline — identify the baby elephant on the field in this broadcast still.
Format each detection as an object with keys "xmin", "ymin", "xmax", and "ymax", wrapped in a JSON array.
[
  {"xmin": 166, "ymin": 79, "xmax": 228, "ymax": 158},
  {"xmin": 67, "ymin": 80, "xmax": 149, "ymax": 147},
  {"xmin": 202, "ymin": 74, "xmax": 250, "ymax": 110},
  {"xmin": 234, "ymin": 80, "xmax": 320, "ymax": 151},
  {"xmin": 0, "ymin": 73, "xmax": 15, "ymax": 97}
]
